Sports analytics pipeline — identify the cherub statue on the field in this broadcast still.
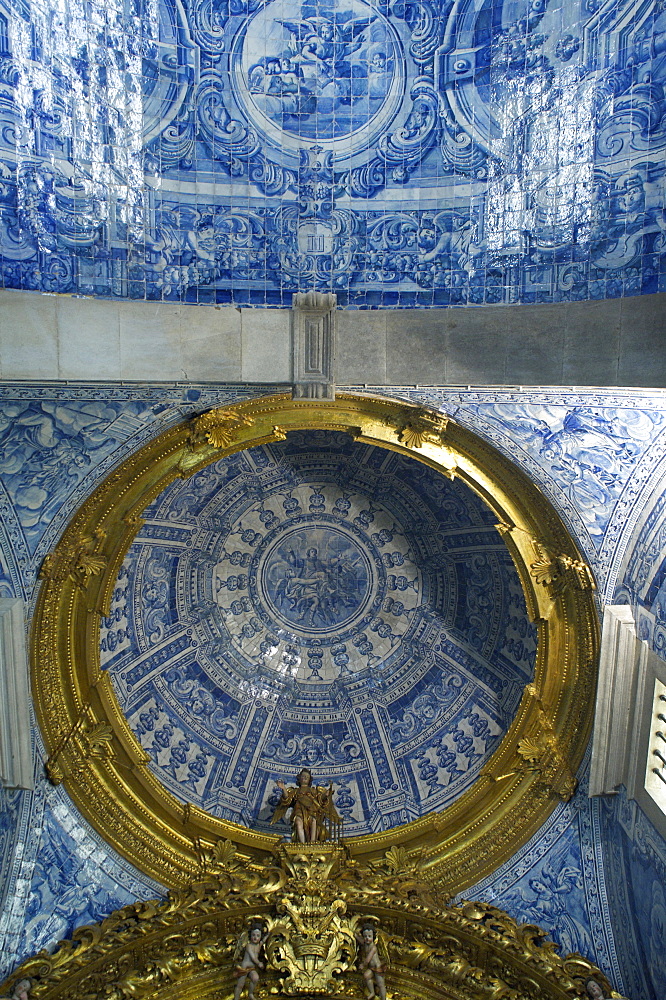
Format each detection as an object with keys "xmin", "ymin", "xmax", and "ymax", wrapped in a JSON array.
[
  {"xmin": 270, "ymin": 767, "xmax": 341, "ymax": 843},
  {"xmin": 356, "ymin": 922, "xmax": 387, "ymax": 1000},
  {"xmin": 1, "ymin": 982, "xmax": 31, "ymax": 1000},
  {"xmin": 584, "ymin": 978, "xmax": 627, "ymax": 999},
  {"xmin": 233, "ymin": 921, "xmax": 268, "ymax": 1000}
]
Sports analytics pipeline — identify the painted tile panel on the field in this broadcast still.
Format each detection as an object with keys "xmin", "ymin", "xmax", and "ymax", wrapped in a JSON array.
[
  {"xmin": 104, "ymin": 431, "xmax": 535, "ymax": 835},
  {"xmin": 2, "ymin": 382, "xmax": 666, "ymax": 987},
  {"xmin": 0, "ymin": 0, "xmax": 664, "ymax": 304}
]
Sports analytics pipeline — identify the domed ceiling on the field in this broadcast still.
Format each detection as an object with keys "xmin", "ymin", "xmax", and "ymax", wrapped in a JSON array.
[{"xmin": 102, "ymin": 430, "xmax": 536, "ymax": 837}]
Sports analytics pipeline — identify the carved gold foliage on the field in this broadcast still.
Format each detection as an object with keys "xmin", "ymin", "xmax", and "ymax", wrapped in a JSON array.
[
  {"xmin": 483, "ymin": 693, "xmax": 577, "ymax": 803},
  {"xmin": 46, "ymin": 721, "xmax": 116, "ymax": 786},
  {"xmin": 191, "ymin": 409, "xmax": 255, "ymax": 449},
  {"xmin": 530, "ymin": 546, "xmax": 595, "ymax": 597},
  {"xmin": 515, "ymin": 708, "xmax": 577, "ymax": 802},
  {"xmin": 381, "ymin": 844, "xmax": 417, "ymax": 875},
  {"xmin": 355, "ymin": 845, "xmax": 451, "ymax": 909},
  {"xmin": 266, "ymin": 894, "xmax": 356, "ymax": 994},
  {"xmin": 44, "ymin": 757, "xmax": 64, "ymax": 786},
  {"xmin": 1, "ymin": 844, "xmax": 623, "ymax": 1000},
  {"xmin": 390, "ymin": 407, "xmax": 451, "ymax": 450},
  {"xmin": 81, "ymin": 722, "xmax": 115, "ymax": 759},
  {"xmin": 39, "ymin": 528, "xmax": 107, "ymax": 589},
  {"xmin": 212, "ymin": 838, "xmax": 239, "ymax": 869}
]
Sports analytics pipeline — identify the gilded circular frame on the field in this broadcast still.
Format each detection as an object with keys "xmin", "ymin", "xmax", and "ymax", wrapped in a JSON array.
[{"xmin": 31, "ymin": 392, "xmax": 599, "ymax": 892}]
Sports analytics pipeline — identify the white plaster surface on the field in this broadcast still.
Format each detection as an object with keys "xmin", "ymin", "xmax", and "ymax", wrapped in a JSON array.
[{"xmin": 0, "ymin": 289, "xmax": 664, "ymax": 386}]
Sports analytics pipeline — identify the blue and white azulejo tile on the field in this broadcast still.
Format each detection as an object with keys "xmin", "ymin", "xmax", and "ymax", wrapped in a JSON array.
[
  {"xmin": 102, "ymin": 430, "xmax": 536, "ymax": 836},
  {"xmin": 0, "ymin": 0, "xmax": 664, "ymax": 304}
]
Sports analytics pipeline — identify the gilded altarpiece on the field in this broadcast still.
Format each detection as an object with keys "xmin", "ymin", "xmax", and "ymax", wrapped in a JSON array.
[{"xmin": 2, "ymin": 841, "xmax": 622, "ymax": 1000}]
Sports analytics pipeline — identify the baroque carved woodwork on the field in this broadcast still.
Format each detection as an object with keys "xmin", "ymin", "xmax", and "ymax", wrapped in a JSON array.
[{"xmin": 1, "ymin": 843, "xmax": 622, "ymax": 1000}]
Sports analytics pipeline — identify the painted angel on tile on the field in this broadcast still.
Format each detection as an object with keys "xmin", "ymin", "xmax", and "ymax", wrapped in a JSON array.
[
  {"xmin": 277, "ymin": 14, "xmax": 374, "ymax": 95},
  {"xmin": 233, "ymin": 920, "xmax": 269, "ymax": 1000}
]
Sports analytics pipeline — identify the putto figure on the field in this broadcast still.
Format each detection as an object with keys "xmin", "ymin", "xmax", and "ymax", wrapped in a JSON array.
[
  {"xmin": 584, "ymin": 979, "xmax": 627, "ymax": 999},
  {"xmin": 1, "ymin": 983, "xmax": 31, "ymax": 1000},
  {"xmin": 233, "ymin": 921, "xmax": 268, "ymax": 1000},
  {"xmin": 271, "ymin": 767, "xmax": 342, "ymax": 842},
  {"xmin": 356, "ymin": 923, "xmax": 387, "ymax": 1000}
]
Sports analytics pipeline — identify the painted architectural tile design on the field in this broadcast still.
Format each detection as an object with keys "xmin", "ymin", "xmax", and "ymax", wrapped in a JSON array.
[
  {"xmin": 0, "ymin": 0, "xmax": 664, "ymax": 304},
  {"xmin": 2, "ymin": 383, "xmax": 666, "ymax": 988},
  {"xmin": 601, "ymin": 788, "xmax": 666, "ymax": 1000},
  {"xmin": 450, "ymin": 401, "xmax": 666, "ymax": 548},
  {"xmin": 104, "ymin": 430, "xmax": 535, "ymax": 835},
  {"xmin": 0, "ymin": 776, "xmax": 163, "ymax": 981}
]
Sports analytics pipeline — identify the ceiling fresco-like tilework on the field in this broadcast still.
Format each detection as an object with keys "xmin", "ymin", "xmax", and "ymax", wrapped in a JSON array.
[
  {"xmin": 7, "ymin": 385, "xmax": 666, "ymax": 985},
  {"xmin": 0, "ymin": 0, "xmax": 665, "ymax": 305},
  {"xmin": 102, "ymin": 430, "xmax": 536, "ymax": 835}
]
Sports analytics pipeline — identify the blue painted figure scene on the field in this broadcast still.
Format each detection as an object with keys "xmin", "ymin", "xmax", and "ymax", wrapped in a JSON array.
[
  {"xmin": 0, "ymin": 0, "xmax": 664, "ymax": 303},
  {"xmin": 243, "ymin": 1, "xmax": 395, "ymax": 138},
  {"xmin": 263, "ymin": 527, "xmax": 370, "ymax": 629}
]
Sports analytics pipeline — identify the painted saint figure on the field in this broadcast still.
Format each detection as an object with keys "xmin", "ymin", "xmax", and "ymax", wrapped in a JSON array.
[
  {"xmin": 271, "ymin": 766, "xmax": 341, "ymax": 842},
  {"xmin": 234, "ymin": 921, "xmax": 268, "ymax": 1000},
  {"xmin": 356, "ymin": 923, "xmax": 387, "ymax": 1000}
]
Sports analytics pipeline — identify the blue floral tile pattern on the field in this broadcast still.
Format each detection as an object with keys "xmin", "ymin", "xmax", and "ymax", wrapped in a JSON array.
[
  {"xmin": 103, "ymin": 430, "xmax": 536, "ymax": 835},
  {"xmin": 0, "ymin": 0, "xmax": 664, "ymax": 304}
]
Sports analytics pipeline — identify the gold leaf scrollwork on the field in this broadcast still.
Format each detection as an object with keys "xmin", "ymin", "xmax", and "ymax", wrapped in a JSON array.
[
  {"xmin": 212, "ymin": 838, "xmax": 239, "ymax": 869},
  {"xmin": 1, "ymin": 843, "xmax": 623, "ymax": 1000},
  {"xmin": 46, "ymin": 719, "xmax": 116, "ymax": 786},
  {"xmin": 39, "ymin": 528, "xmax": 107, "ymax": 590},
  {"xmin": 363, "ymin": 844, "xmax": 450, "ymax": 908},
  {"xmin": 530, "ymin": 545, "xmax": 595, "ymax": 597},
  {"xmin": 381, "ymin": 844, "xmax": 418, "ymax": 875},
  {"xmin": 80, "ymin": 721, "xmax": 115, "ymax": 760},
  {"xmin": 484, "ymin": 689, "xmax": 577, "ymax": 803},
  {"xmin": 178, "ymin": 408, "xmax": 258, "ymax": 474},
  {"xmin": 263, "ymin": 845, "xmax": 358, "ymax": 996},
  {"xmin": 266, "ymin": 891, "xmax": 355, "ymax": 992},
  {"xmin": 193, "ymin": 837, "xmax": 241, "ymax": 879}
]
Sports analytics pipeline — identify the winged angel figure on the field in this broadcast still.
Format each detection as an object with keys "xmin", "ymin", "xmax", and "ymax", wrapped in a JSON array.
[
  {"xmin": 280, "ymin": 15, "xmax": 373, "ymax": 71},
  {"xmin": 248, "ymin": 12, "xmax": 382, "ymax": 117},
  {"xmin": 233, "ymin": 921, "xmax": 269, "ymax": 1000},
  {"xmin": 355, "ymin": 922, "xmax": 389, "ymax": 1000},
  {"xmin": 271, "ymin": 766, "xmax": 342, "ymax": 842}
]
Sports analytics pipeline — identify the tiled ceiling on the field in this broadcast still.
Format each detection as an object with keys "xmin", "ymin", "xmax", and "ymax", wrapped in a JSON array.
[{"xmin": 103, "ymin": 430, "xmax": 536, "ymax": 836}]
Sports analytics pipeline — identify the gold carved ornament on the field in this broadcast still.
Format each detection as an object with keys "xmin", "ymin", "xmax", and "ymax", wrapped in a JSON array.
[
  {"xmin": 30, "ymin": 393, "xmax": 599, "ymax": 893},
  {"xmin": 0, "ymin": 843, "xmax": 622, "ymax": 1000}
]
